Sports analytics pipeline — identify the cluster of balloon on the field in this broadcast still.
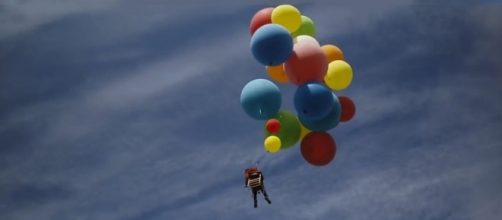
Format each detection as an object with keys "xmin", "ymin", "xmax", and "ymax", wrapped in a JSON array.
[{"xmin": 241, "ymin": 4, "xmax": 357, "ymax": 167}]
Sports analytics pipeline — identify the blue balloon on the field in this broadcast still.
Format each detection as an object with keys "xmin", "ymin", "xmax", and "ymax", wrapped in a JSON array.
[
  {"xmin": 299, "ymin": 93, "xmax": 341, "ymax": 131},
  {"xmin": 294, "ymin": 82, "xmax": 334, "ymax": 121},
  {"xmin": 250, "ymin": 24, "xmax": 293, "ymax": 66},
  {"xmin": 240, "ymin": 79, "xmax": 282, "ymax": 120}
]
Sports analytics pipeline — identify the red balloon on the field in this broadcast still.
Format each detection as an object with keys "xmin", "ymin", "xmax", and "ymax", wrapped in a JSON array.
[
  {"xmin": 300, "ymin": 132, "xmax": 336, "ymax": 166},
  {"xmin": 339, "ymin": 96, "xmax": 356, "ymax": 122},
  {"xmin": 265, "ymin": 118, "xmax": 281, "ymax": 133},
  {"xmin": 249, "ymin": 7, "xmax": 274, "ymax": 35},
  {"xmin": 285, "ymin": 38, "xmax": 328, "ymax": 85}
]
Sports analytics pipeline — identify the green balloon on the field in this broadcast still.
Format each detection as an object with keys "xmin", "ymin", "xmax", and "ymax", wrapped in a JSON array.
[
  {"xmin": 292, "ymin": 15, "xmax": 316, "ymax": 37},
  {"xmin": 264, "ymin": 110, "xmax": 301, "ymax": 149}
]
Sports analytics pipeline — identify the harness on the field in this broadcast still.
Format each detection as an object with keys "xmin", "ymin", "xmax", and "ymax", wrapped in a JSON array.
[{"xmin": 247, "ymin": 172, "xmax": 262, "ymax": 188}]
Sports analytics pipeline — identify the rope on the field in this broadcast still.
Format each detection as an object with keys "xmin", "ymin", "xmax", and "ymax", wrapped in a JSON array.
[{"xmin": 253, "ymin": 152, "xmax": 267, "ymax": 168}]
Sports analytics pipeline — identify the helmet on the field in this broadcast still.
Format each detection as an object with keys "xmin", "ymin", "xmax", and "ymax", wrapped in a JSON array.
[{"xmin": 245, "ymin": 166, "xmax": 259, "ymax": 176}]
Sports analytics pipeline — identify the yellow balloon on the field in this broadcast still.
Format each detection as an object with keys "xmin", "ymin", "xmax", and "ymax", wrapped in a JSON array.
[
  {"xmin": 324, "ymin": 60, "xmax": 353, "ymax": 91},
  {"xmin": 299, "ymin": 123, "xmax": 311, "ymax": 140},
  {"xmin": 266, "ymin": 64, "xmax": 289, "ymax": 83},
  {"xmin": 264, "ymin": 135, "xmax": 281, "ymax": 153},
  {"xmin": 271, "ymin": 4, "xmax": 302, "ymax": 33}
]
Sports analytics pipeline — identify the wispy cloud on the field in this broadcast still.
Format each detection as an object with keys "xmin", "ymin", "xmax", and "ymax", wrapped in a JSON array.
[
  {"xmin": 0, "ymin": 0, "xmax": 120, "ymax": 40},
  {"xmin": 1, "ymin": 1, "xmax": 501, "ymax": 220}
]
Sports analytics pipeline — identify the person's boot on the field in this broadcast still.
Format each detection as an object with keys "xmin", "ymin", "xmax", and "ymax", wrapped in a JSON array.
[
  {"xmin": 265, "ymin": 197, "xmax": 272, "ymax": 204},
  {"xmin": 254, "ymin": 202, "xmax": 257, "ymax": 208}
]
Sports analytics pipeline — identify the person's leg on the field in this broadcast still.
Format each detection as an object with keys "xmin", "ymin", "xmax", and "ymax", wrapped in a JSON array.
[
  {"xmin": 261, "ymin": 186, "xmax": 271, "ymax": 204},
  {"xmin": 261, "ymin": 187, "xmax": 272, "ymax": 204}
]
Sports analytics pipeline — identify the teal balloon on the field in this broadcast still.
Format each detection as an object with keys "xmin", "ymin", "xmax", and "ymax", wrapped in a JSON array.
[
  {"xmin": 294, "ymin": 82, "xmax": 335, "ymax": 121},
  {"xmin": 299, "ymin": 93, "xmax": 341, "ymax": 131},
  {"xmin": 250, "ymin": 24, "xmax": 293, "ymax": 66},
  {"xmin": 292, "ymin": 16, "xmax": 316, "ymax": 38},
  {"xmin": 240, "ymin": 79, "xmax": 282, "ymax": 120}
]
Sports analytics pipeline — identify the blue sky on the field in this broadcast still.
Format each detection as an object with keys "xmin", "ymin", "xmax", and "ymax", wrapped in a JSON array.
[{"xmin": 1, "ymin": 0, "xmax": 501, "ymax": 219}]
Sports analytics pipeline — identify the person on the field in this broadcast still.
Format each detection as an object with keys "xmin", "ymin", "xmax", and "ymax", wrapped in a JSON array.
[{"xmin": 244, "ymin": 166, "xmax": 272, "ymax": 208}]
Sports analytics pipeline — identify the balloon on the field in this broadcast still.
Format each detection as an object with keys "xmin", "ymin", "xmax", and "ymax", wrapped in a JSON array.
[
  {"xmin": 249, "ymin": 7, "xmax": 274, "ymax": 35},
  {"xmin": 339, "ymin": 96, "xmax": 356, "ymax": 122},
  {"xmin": 265, "ymin": 118, "xmax": 281, "ymax": 133},
  {"xmin": 300, "ymin": 132, "xmax": 336, "ymax": 166},
  {"xmin": 251, "ymin": 24, "xmax": 293, "ymax": 66},
  {"xmin": 240, "ymin": 79, "xmax": 281, "ymax": 120},
  {"xmin": 285, "ymin": 37, "xmax": 328, "ymax": 85},
  {"xmin": 266, "ymin": 64, "xmax": 289, "ymax": 83},
  {"xmin": 292, "ymin": 15, "xmax": 316, "ymax": 37},
  {"xmin": 271, "ymin": 4, "xmax": 302, "ymax": 33},
  {"xmin": 299, "ymin": 93, "xmax": 341, "ymax": 131},
  {"xmin": 265, "ymin": 110, "xmax": 301, "ymax": 149},
  {"xmin": 264, "ymin": 135, "xmax": 281, "ymax": 153},
  {"xmin": 294, "ymin": 35, "xmax": 320, "ymax": 46},
  {"xmin": 321, "ymin": 44, "xmax": 344, "ymax": 62},
  {"xmin": 294, "ymin": 82, "xmax": 334, "ymax": 121},
  {"xmin": 324, "ymin": 60, "xmax": 353, "ymax": 91},
  {"xmin": 299, "ymin": 123, "xmax": 311, "ymax": 140}
]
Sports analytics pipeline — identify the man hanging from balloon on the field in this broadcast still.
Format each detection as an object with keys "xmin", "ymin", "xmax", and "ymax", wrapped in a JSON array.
[
  {"xmin": 241, "ymin": 4, "xmax": 356, "ymax": 208},
  {"xmin": 244, "ymin": 166, "xmax": 272, "ymax": 208}
]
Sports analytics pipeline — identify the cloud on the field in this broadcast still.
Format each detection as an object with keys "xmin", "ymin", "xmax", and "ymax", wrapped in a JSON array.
[
  {"xmin": 1, "ymin": 1, "xmax": 256, "ymax": 219},
  {"xmin": 1, "ymin": 1, "xmax": 501, "ymax": 220},
  {"xmin": 0, "ymin": 0, "xmax": 121, "ymax": 40},
  {"xmin": 300, "ymin": 0, "xmax": 415, "ymax": 38}
]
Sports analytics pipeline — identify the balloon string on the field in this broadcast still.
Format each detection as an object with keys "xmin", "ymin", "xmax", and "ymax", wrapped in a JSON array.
[{"xmin": 254, "ymin": 153, "xmax": 267, "ymax": 168}]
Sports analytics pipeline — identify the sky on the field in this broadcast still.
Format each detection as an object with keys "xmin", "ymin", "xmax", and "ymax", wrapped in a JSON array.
[{"xmin": 1, "ymin": 0, "xmax": 502, "ymax": 219}]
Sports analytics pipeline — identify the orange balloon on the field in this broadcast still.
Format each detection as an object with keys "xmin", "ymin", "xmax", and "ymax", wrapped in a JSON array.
[
  {"xmin": 322, "ymin": 44, "xmax": 344, "ymax": 62},
  {"xmin": 266, "ymin": 64, "xmax": 289, "ymax": 83}
]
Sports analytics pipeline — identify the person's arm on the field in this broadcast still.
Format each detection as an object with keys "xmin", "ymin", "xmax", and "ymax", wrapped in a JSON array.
[{"xmin": 244, "ymin": 176, "xmax": 248, "ymax": 187}]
